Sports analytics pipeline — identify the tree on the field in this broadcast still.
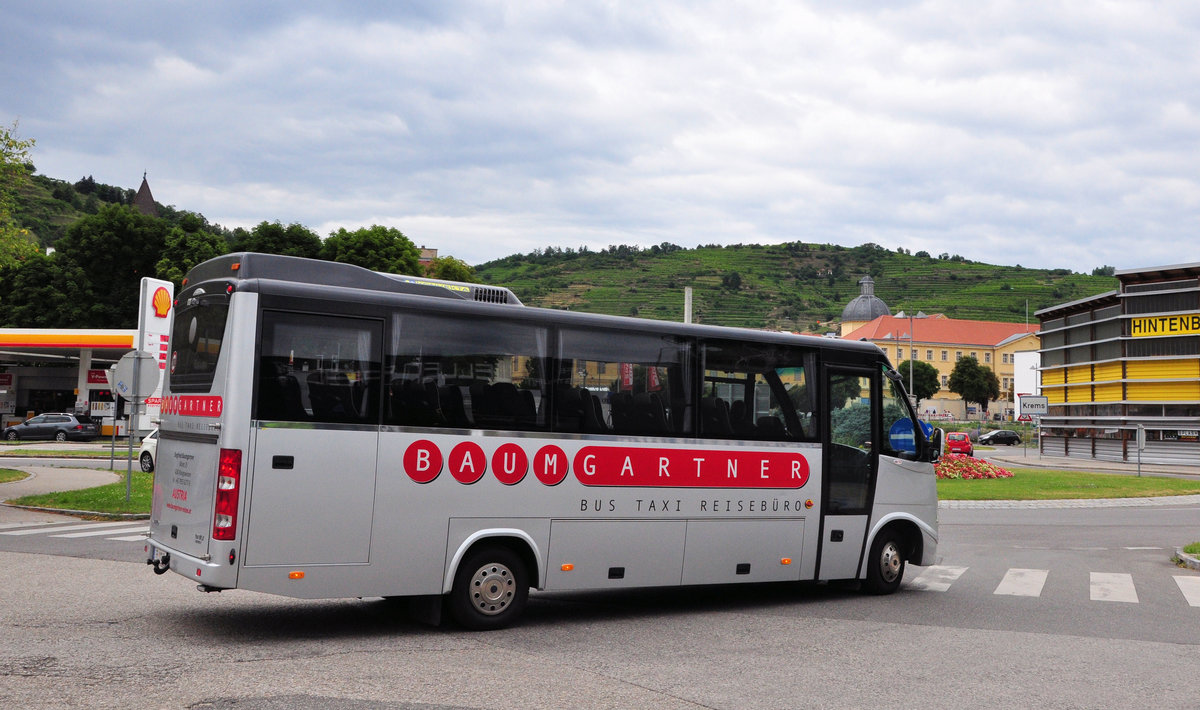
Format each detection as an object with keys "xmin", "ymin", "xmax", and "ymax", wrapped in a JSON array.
[
  {"xmin": 0, "ymin": 120, "xmax": 39, "ymax": 270},
  {"xmin": 320, "ymin": 224, "xmax": 420, "ymax": 274},
  {"xmin": 0, "ymin": 253, "xmax": 88, "ymax": 327},
  {"xmin": 156, "ymin": 223, "xmax": 229, "ymax": 284},
  {"xmin": 896, "ymin": 359, "xmax": 940, "ymax": 409},
  {"xmin": 238, "ymin": 221, "xmax": 321, "ymax": 259},
  {"xmin": 947, "ymin": 356, "xmax": 1000, "ymax": 416},
  {"xmin": 52, "ymin": 204, "xmax": 168, "ymax": 327},
  {"xmin": 427, "ymin": 255, "xmax": 476, "ymax": 282}
]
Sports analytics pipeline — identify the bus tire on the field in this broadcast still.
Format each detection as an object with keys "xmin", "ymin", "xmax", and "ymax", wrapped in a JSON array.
[
  {"xmin": 863, "ymin": 528, "xmax": 906, "ymax": 595},
  {"xmin": 449, "ymin": 545, "xmax": 529, "ymax": 630}
]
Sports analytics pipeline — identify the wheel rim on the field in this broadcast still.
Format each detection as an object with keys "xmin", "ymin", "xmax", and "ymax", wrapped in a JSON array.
[
  {"xmin": 469, "ymin": 562, "xmax": 516, "ymax": 616},
  {"xmin": 141, "ymin": 454, "xmax": 153, "ymax": 472},
  {"xmin": 878, "ymin": 540, "xmax": 902, "ymax": 583}
]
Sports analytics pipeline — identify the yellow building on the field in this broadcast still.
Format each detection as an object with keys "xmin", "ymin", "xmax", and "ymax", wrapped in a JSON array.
[
  {"xmin": 1036, "ymin": 262, "xmax": 1200, "ymax": 464},
  {"xmin": 843, "ymin": 314, "xmax": 1038, "ymax": 419}
]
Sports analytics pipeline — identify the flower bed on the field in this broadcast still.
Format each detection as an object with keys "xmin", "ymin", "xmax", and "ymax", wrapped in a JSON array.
[{"xmin": 935, "ymin": 453, "xmax": 1014, "ymax": 480}]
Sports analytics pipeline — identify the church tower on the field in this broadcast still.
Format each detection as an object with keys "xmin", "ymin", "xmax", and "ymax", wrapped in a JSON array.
[{"xmin": 133, "ymin": 172, "xmax": 156, "ymax": 216}]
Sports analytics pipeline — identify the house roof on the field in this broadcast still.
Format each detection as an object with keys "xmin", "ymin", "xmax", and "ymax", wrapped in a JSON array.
[{"xmin": 842, "ymin": 314, "xmax": 1038, "ymax": 348}]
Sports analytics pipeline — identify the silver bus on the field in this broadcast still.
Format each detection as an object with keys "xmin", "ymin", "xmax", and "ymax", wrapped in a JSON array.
[{"xmin": 146, "ymin": 252, "xmax": 940, "ymax": 629}]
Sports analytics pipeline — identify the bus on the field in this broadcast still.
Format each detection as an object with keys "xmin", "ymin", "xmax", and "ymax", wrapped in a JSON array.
[{"xmin": 146, "ymin": 252, "xmax": 940, "ymax": 629}]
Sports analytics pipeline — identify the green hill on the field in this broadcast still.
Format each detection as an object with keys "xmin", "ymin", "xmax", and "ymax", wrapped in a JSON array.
[
  {"xmin": 12, "ymin": 168, "xmax": 1118, "ymax": 332},
  {"xmin": 476, "ymin": 242, "xmax": 1118, "ymax": 332}
]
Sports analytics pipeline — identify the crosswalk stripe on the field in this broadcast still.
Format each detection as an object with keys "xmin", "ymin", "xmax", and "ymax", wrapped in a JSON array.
[
  {"xmin": 1175, "ymin": 576, "xmax": 1200, "ymax": 607},
  {"xmin": 907, "ymin": 565, "xmax": 968, "ymax": 592},
  {"xmin": 1091, "ymin": 572, "xmax": 1138, "ymax": 603},
  {"xmin": 0, "ymin": 521, "xmax": 139, "ymax": 536},
  {"xmin": 994, "ymin": 568, "xmax": 1048, "ymax": 597},
  {"xmin": 0, "ymin": 522, "xmax": 50, "ymax": 530},
  {"xmin": 51, "ymin": 526, "xmax": 148, "ymax": 539},
  {"xmin": 108, "ymin": 534, "xmax": 149, "ymax": 542}
]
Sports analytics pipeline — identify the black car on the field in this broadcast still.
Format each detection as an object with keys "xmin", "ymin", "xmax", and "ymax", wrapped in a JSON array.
[
  {"xmin": 3, "ymin": 413, "xmax": 101, "ymax": 442},
  {"xmin": 979, "ymin": 429, "xmax": 1021, "ymax": 446}
]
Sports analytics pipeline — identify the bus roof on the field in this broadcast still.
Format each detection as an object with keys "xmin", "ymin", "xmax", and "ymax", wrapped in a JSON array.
[
  {"xmin": 185, "ymin": 252, "xmax": 522, "ymax": 306},
  {"xmin": 185, "ymin": 252, "xmax": 883, "ymax": 360}
]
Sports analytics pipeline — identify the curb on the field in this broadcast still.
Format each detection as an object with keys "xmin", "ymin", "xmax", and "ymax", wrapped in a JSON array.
[
  {"xmin": 0, "ymin": 501, "xmax": 149, "ymax": 520},
  {"xmin": 1175, "ymin": 548, "xmax": 1200, "ymax": 571}
]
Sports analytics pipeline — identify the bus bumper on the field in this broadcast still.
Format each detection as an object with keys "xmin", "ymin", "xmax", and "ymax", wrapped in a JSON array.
[{"xmin": 146, "ymin": 539, "xmax": 236, "ymax": 590}]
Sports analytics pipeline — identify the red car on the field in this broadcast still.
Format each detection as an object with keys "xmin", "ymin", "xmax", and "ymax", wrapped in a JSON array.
[{"xmin": 945, "ymin": 431, "xmax": 973, "ymax": 456}]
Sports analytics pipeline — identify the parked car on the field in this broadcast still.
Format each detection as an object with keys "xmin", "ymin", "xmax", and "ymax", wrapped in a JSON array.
[
  {"xmin": 980, "ymin": 429, "xmax": 1021, "ymax": 446},
  {"xmin": 139, "ymin": 428, "xmax": 159, "ymax": 472},
  {"xmin": 945, "ymin": 431, "xmax": 974, "ymax": 456},
  {"xmin": 3, "ymin": 412, "xmax": 100, "ymax": 442}
]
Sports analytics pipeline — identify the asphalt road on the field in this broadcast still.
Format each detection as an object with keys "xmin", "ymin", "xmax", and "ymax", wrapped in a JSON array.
[
  {"xmin": 3, "ymin": 446, "xmax": 1199, "ymax": 708},
  {"xmin": 2, "ymin": 494, "xmax": 1199, "ymax": 709}
]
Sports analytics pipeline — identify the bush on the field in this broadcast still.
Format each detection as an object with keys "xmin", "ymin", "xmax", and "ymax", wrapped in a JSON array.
[{"xmin": 936, "ymin": 454, "xmax": 1014, "ymax": 480}]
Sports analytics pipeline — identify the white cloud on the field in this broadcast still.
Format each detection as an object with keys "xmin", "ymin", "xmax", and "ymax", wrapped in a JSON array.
[{"xmin": 3, "ymin": 1, "xmax": 1199, "ymax": 271}]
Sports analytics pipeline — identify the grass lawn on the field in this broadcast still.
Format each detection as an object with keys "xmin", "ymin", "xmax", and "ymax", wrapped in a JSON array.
[
  {"xmin": 6, "ymin": 465, "xmax": 1200, "ymax": 517},
  {"xmin": 5, "ymin": 471, "xmax": 152, "ymax": 517},
  {"xmin": 0, "ymin": 468, "xmax": 30, "ymax": 484},
  {"xmin": 938, "ymin": 467, "xmax": 1200, "ymax": 500},
  {"xmin": 0, "ymin": 446, "xmax": 125, "ymax": 459}
]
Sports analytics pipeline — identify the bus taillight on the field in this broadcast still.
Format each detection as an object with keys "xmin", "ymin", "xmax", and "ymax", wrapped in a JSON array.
[{"xmin": 213, "ymin": 449, "xmax": 242, "ymax": 541}]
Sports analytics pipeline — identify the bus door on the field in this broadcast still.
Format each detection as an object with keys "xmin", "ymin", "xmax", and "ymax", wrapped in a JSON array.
[
  {"xmin": 818, "ymin": 366, "xmax": 878, "ymax": 580},
  {"xmin": 243, "ymin": 311, "xmax": 383, "ymax": 567}
]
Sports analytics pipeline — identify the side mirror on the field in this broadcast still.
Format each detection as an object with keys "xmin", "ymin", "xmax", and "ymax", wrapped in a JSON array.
[{"xmin": 927, "ymin": 428, "xmax": 943, "ymax": 463}]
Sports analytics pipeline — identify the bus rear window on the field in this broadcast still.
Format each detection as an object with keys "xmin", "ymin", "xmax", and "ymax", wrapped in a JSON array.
[{"xmin": 169, "ymin": 304, "xmax": 229, "ymax": 393}]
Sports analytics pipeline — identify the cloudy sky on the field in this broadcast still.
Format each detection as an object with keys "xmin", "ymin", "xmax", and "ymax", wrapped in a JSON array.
[{"xmin": 4, "ymin": 1, "xmax": 1199, "ymax": 270}]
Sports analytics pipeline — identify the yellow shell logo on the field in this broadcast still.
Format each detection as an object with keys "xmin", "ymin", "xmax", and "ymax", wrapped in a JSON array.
[{"xmin": 152, "ymin": 287, "xmax": 171, "ymax": 318}]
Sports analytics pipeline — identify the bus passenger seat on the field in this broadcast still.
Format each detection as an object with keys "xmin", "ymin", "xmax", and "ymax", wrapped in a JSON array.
[
  {"xmin": 756, "ymin": 416, "xmax": 786, "ymax": 439},
  {"xmin": 729, "ymin": 400, "xmax": 756, "ymax": 436},
  {"xmin": 439, "ymin": 385, "xmax": 470, "ymax": 427},
  {"xmin": 701, "ymin": 397, "xmax": 733, "ymax": 436}
]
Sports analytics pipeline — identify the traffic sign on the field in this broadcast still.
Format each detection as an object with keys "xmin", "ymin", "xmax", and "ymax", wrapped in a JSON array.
[
  {"xmin": 110, "ymin": 350, "xmax": 160, "ymax": 403},
  {"xmin": 1017, "ymin": 414, "xmax": 1032, "ymax": 422},
  {"xmin": 1019, "ymin": 395, "xmax": 1048, "ymax": 416}
]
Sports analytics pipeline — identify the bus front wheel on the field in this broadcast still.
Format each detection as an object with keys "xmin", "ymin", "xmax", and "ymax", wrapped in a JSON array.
[
  {"xmin": 449, "ymin": 545, "xmax": 529, "ymax": 630},
  {"xmin": 863, "ymin": 529, "xmax": 906, "ymax": 595}
]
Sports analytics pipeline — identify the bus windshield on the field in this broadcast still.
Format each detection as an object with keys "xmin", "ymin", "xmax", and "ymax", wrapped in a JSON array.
[{"xmin": 169, "ymin": 300, "xmax": 229, "ymax": 393}]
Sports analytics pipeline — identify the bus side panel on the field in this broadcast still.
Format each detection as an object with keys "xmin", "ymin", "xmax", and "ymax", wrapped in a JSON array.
[
  {"xmin": 546, "ymin": 520, "xmax": 686, "ymax": 590},
  {"xmin": 682, "ymin": 519, "xmax": 805, "ymax": 584},
  {"xmin": 243, "ymin": 426, "xmax": 378, "ymax": 566},
  {"xmin": 866, "ymin": 456, "xmax": 939, "ymax": 568}
]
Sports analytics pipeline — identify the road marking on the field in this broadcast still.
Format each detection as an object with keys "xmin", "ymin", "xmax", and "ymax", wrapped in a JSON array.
[
  {"xmin": 1090, "ymin": 572, "xmax": 1138, "ymax": 603},
  {"xmin": 0, "ymin": 521, "xmax": 138, "ymax": 536},
  {"xmin": 994, "ymin": 568, "xmax": 1049, "ymax": 597},
  {"xmin": 906, "ymin": 565, "xmax": 968, "ymax": 592},
  {"xmin": 1123, "ymin": 546, "xmax": 1163, "ymax": 551},
  {"xmin": 51, "ymin": 526, "xmax": 148, "ymax": 539},
  {"xmin": 0, "ymin": 522, "xmax": 51, "ymax": 530},
  {"xmin": 108, "ymin": 534, "xmax": 148, "ymax": 542},
  {"xmin": 1175, "ymin": 576, "xmax": 1200, "ymax": 607}
]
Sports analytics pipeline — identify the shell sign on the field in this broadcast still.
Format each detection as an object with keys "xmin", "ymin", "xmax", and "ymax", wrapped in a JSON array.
[{"xmin": 152, "ymin": 287, "xmax": 171, "ymax": 318}]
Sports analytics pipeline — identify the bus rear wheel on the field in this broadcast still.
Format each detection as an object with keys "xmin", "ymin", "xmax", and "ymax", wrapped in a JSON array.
[
  {"xmin": 449, "ymin": 545, "xmax": 529, "ymax": 630},
  {"xmin": 863, "ymin": 529, "xmax": 906, "ymax": 595}
]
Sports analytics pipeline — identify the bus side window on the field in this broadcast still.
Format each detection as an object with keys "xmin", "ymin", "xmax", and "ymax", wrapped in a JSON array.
[
  {"xmin": 699, "ymin": 341, "xmax": 814, "ymax": 442},
  {"xmin": 556, "ymin": 329, "xmax": 692, "ymax": 437},
  {"xmin": 256, "ymin": 312, "xmax": 383, "ymax": 425},
  {"xmin": 386, "ymin": 314, "xmax": 549, "ymax": 432}
]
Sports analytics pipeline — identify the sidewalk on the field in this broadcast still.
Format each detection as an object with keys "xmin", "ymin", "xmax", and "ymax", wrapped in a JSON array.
[
  {"xmin": 0, "ymin": 466, "xmax": 121, "ymax": 522},
  {"xmin": 986, "ymin": 447, "xmax": 1200, "ymax": 479}
]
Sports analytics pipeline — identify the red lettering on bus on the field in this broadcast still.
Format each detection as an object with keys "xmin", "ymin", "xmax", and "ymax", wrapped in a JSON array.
[
  {"xmin": 449, "ymin": 441, "xmax": 486, "ymax": 484},
  {"xmin": 492, "ymin": 442, "xmax": 528, "ymax": 485},
  {"xmin": 403, "ymin": 440, "xmax": 442, "ymax": 483},
  {"xmin": 572, "ymin": 446, "xmax": 809, "ymax": 489},
  {"xmin": 533, "ymin": 445, "xmax": 568, "ymax": 486}
]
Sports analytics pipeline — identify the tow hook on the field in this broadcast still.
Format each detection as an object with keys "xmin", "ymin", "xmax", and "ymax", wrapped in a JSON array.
[{"xmin": 149, "ymin": 552, "xmax": 171, "ymax": 575}]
